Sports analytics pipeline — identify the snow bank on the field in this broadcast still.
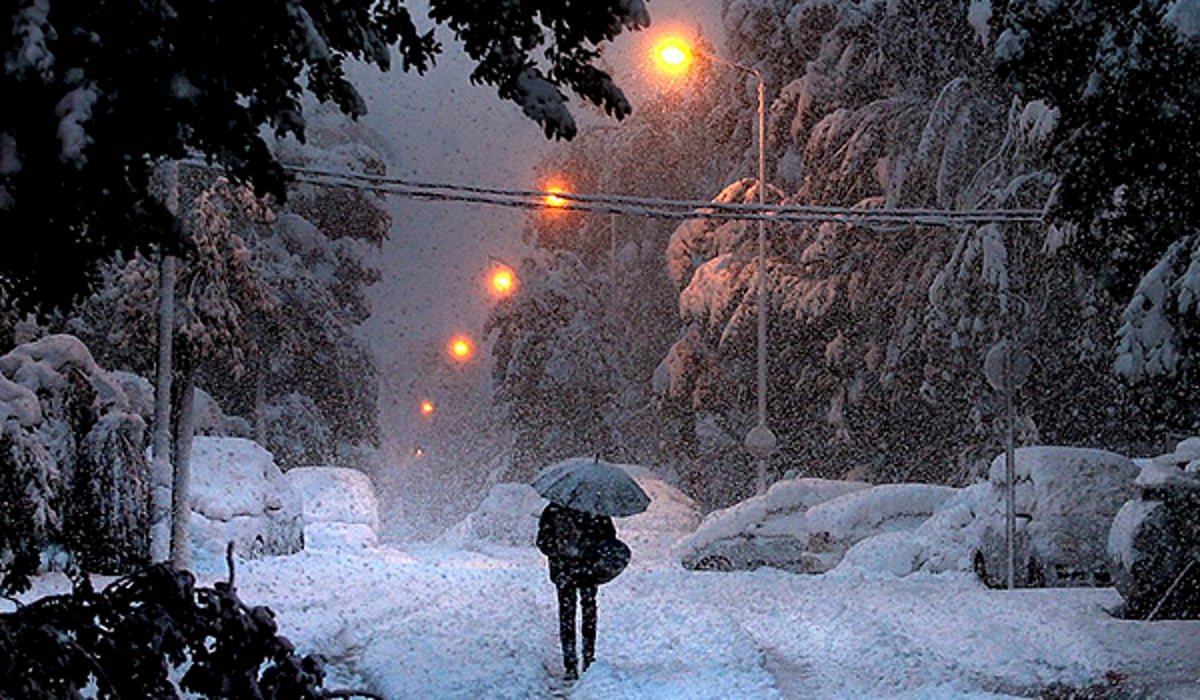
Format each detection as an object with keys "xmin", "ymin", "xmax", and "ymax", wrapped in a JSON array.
[
  {"xmin": 283, "ymin": 466, "xmax": 381, "ymax": 552},
  {"xmin": 440, "ymin": 464, "xmax": 699, "ymax": 565},
  {"xmin": 613, "ymin": 465, "xmax": 701, "ymax": 565},
  {"xmin": 440, "ymin": 482, "xmax": 546, "ymax": 547},
  {"xmin": 188, "ymin": 437, "xmax": 302, "ymax": 564}
]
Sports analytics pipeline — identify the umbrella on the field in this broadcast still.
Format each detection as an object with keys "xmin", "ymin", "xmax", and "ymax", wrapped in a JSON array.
[{"xmin": 532, "ymin": 456, "xmax": 651, "ymax": 517}]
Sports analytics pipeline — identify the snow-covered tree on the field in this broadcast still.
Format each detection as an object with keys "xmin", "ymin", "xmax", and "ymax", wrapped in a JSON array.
[
  {"xmin": 991, "ymin": 0, "xmax": 1200, "ymax": 435},
  {"xmin": 486, "ymin": 42, "xmax": 744, "ymax": 488},
  {"xmin": 487, "ymin": 252, "xmax": 617, "ymax": 481},
  {"xmin": 0, "ymin": 0, "xmax": 650, "ymax": 313},
  {"xmin": 64, "ymin": 123, "xmax": 388, "ymax": 472},
  {"xmin": 654, "ymin": 0, "xmax": 1148, "ymax": 506},
  {"xmin": 0, "ymin": 335, "xmax": 149, "ymax": 593}
]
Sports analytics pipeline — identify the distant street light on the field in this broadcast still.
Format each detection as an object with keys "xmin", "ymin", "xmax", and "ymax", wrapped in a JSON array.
[
  {"xmin": 420, "ymin": 399, "xmax": 435, "ymax": 416},
  {"xmin": 653, "ymin": 35, "xmax": 776, "ymax": 493},
  {"xmin": 492, "ymin": 268, "xmax": 515, "ymax": 294},
  {"xmin": 448, "ymin": 335, "xmax": 474, "ymax": 362}
]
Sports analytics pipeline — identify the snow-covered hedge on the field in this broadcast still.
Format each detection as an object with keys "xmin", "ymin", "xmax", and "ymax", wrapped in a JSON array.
[
  {"xmin": 0, "ymin": 334, "xmax": 149, "ymax": 581},
  {"xmin": 282, "ymin": 466, "xmax": 381, "ymax": 552}
]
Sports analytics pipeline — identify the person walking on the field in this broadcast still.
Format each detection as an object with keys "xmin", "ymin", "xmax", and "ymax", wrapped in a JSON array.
[
  {"xmin": 536, "ymin": 501, "xmax": 615, "ymax": 680},
  {"xmin": 531, "ymin": 456, "xmax": 648, "ymax": 680}
]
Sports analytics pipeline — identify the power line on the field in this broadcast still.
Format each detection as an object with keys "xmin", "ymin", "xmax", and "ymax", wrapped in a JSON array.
[{"xmin": 180, "ymin": 158, "xmax": 1045, "ymax": 228}]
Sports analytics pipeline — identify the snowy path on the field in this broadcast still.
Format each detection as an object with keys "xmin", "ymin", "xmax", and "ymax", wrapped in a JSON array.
[{"xmin": 234, "ymin": 543, "xmax": 1200, "ymax": 699}]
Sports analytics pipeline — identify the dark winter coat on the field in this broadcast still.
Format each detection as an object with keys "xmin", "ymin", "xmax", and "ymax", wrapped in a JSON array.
[{"xmin": 536, "ymin": 503, "xmax": 616, "ymax": 588}]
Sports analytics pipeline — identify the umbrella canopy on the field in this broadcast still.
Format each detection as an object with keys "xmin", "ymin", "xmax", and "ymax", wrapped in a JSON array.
[{"xmin": 532, "ymin": 457, "xmax": 651, "ymax": 517}]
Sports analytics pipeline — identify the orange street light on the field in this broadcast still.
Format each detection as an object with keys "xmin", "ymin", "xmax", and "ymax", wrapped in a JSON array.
[
  {"xmin": 544, "ymin": 186, "xmax": 569, "ymax": 208},
  {"xmin": 653, "ymin": 37, "xmax": 693, "ymax": 75},
  {"xmin": 420, "ymin": 400, "xmax": 435, "ymax": 416},
  {"xmin": 448, "ymin": 335, "xmax": 473, "ymax": 362},
  {"xmin": 490, "ymin": 266, "xmax": 516, "ymax": 296}
]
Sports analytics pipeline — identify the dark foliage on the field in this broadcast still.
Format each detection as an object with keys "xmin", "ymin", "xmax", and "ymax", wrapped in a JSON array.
[
  {"xmin": 990, "ymin": 0, "xmax": 1200, "ymax": 298},
  {"xmin": 0, "ymin": 0, "xmax": 643, "ymax": 314},
  {"xmin": 0, "ymin": 561, "xmax": 330, "ymax": 699}
]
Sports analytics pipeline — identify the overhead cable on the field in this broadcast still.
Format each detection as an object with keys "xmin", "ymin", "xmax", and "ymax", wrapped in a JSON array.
[{"xmin": 178, "ymin": 158, "xmax": 1045, "ymax": 227}]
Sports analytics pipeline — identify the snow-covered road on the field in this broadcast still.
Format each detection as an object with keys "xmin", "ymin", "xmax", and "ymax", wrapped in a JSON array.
[{"xmin": 234, "ymin": 543, "xmax": 1200, "ymax": 699}]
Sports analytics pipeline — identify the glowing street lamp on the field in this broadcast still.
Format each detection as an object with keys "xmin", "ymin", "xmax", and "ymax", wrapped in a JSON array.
[
  {"xmin": 420, "ymin": 399, "xmax": 435, "ymax": 416},
  {"xmin": 652, "ymin": 35, "xmax": 776, "ymax": 494},
  {"xmin": 448, "ymin": 335, "xmax": 473, "ymax": 362},
  {"xmin": 653, "ymin": 37, "xmax": 692, "ymax": 75},
  {"xmin": 492, "ymin": 268, "xmax": 514, "ymax": 294},
  {"xmin": 543, "ymin": 186, "xmax": 569, "ymax": 208}
]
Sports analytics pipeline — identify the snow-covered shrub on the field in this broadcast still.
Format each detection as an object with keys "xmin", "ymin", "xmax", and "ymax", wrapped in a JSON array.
[
  {"xmin": 0, "ymin": 334, "xmax": 149, "ymax": 591},
  {"xmin": 191, "ymin": 386, "xmax": 252, "ymax": 438},
  {"xmin": 188, "ymin": 437, "xmax": 302, "ymax": 565},
  {"xmin": 0, "ymin": 564, "xmax": 329, "ymax": 698},
  {"xmin": 283, "ymin": 466, "xmax": 380, "ymax": 552}
]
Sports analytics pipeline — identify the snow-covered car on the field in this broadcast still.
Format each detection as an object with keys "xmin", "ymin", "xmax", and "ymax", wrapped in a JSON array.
[
  {"xmin": 679, "ymin": 478, "xmax": 958, "ymax": 573},
  {"xmin": 972, "ymin": 447, "xmax": 1139, "ymax": 588},
  {"xmin": 283, "ymin": 466, "xmax": 382, "ymax": 552},
  {"xmin": 1108, "ymin": 440, "xmax": 1200, "ymax": 618}
]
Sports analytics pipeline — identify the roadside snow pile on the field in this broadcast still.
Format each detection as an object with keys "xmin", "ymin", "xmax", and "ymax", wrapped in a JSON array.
[
  {"xmin": 440, "ymin": 483, "xmax": 547, "ymax": 547},
  {"xmin": 188, "ymin": 437, "xmax": 302, "ymax": 565},
  {"xmin": 283, "ymin": 467, "xmax": 381, "ymax": 552},
  {"xmin": 613, "ymin": 464, "xmax": 701, "ymax": 565},
  {"xmin": 440, "ymin": 464, "xmax": 699, "ymax": 564}
]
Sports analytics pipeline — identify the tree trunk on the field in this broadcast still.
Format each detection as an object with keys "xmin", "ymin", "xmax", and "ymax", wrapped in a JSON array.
[
  {"xmin": 150, "ymin": 160, "xmax": 178, "ymax": 563},
  {"xmin": 254, "ymin": 350, "xmax": 267, "ymax": 445},
  {"xmin": 170, "ymin": 348, "xmax": 198, "ymax": 569}
]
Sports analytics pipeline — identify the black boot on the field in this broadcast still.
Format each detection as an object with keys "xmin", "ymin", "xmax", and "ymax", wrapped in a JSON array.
[{"xmin": 563, "ymin": 659, "xmax": 579, "ymax": 681}]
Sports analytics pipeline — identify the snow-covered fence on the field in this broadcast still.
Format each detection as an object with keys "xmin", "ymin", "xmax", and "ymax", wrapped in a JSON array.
[{"xmin": 0, "ymin": 334, "xmax": 150, "ymax": 578}]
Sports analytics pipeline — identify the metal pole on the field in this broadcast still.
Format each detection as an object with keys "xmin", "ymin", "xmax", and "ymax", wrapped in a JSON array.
[
  {"xmin": 755, "ymin": 74, "xmax": 768, "ymax": 495},
  {"xmin": 1000, "ymin": 229, "xmax": 1016, "ymax": 591},
  {"xmin": 1004, "ymin": 339, "xmax": 1016, "ymax": 590},
  {"xmin": 610, "ymin": 211, "xmax": 617, "ymax": 283},
  {"xmin": 696, "ymin": 50, "xmax": 776, "ymax": 492}
]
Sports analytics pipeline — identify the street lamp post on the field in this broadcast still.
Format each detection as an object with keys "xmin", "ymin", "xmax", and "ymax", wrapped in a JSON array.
[{"xmin": 656, "ymin": 38, "xmax": 776, "ymax": 493}]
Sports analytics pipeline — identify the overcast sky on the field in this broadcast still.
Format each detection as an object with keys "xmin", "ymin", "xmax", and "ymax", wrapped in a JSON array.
[{"xmin": 350, "ymin": 2, "xmax": 725, "ymax": 434}]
